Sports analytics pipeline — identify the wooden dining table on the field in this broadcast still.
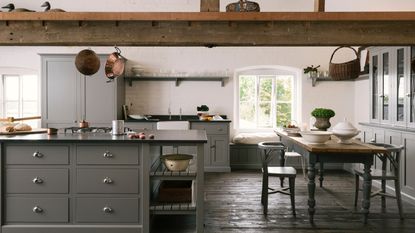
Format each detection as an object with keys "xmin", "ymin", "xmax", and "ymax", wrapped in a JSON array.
[{"xmin": 275, "ymin": 130, "xmax": 387, "ymax": 224}]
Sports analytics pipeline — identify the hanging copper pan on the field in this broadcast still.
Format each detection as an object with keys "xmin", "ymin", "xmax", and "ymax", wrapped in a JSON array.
[
  {"xmin": 105, "ymin": 47, "xmax": 125, "ymax": 81},
  {"xmin": 75, "ymin": 49, "xmax": 100, "ymax": 76}
]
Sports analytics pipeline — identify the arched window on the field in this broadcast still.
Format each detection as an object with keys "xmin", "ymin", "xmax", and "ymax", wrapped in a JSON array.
[{"xmin": 235, "ymin": 66, "xmax": 301, "ymax": 131}]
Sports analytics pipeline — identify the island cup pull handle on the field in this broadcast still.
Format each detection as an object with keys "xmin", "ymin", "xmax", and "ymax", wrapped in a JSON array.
[
  {"xmin": 33, "ymin": 206, "xmax": 43, "ymax": 213},
  {"xmin": 102, "ymin": 206, "xmax": 113, "ymax": 213},
  {"xmin": 103, "ymin": 177, "xmax": 113, "ymax": 184},
  {"xmin": 32, "ymin": 177, "xmax": 44, "ymax": 184},
  {"xmin": 32, "ymin": 151, "xmax": 44, "ymax": 158}
]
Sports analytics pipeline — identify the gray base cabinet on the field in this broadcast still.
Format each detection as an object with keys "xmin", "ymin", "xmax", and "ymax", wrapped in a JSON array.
[
  {"xmin": 359, "ymin": 124, "xmax": 415, "ymax": 202},
  {"xmin": 1, "ymin": 142, "xmax": 142, "ymax": 232},
  {"xmin": 191, "ymin": 122, "xmax": 230, "ymax": 172},
  {"xmin": 127, "ymin": 121, "xmax": 231, "ymax": 172}
]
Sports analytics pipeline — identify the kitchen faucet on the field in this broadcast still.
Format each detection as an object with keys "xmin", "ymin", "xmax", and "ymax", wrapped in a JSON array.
[{"xmin": 179, "ymin": 107, "xmax": 182, "ymax": 120}]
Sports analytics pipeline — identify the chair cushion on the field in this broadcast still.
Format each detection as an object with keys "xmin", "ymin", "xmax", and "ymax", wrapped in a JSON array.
[
  {"xmin": 268, "ymin": 166, "xmax": 297, "ymax": 177},
  {"xmin": 285, "ymin": 152, "xmax": 302, "ymax": 157},
  {"xmin": 232, "ymin": 132, "xmax": 279, "ymax": 144}
]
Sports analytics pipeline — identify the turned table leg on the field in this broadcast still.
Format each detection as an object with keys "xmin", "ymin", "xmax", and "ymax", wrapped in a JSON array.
[
  {"xmin": 362, "ymin": 162, "xmax": 372, "ymax": 224},
  {"xmin": 319, "ymin": 162, "xmax": 324, "ymax": 187}
]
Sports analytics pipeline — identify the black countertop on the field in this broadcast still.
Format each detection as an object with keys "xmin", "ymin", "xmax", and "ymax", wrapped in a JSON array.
[
  {"xmin": 0, "ymin": 130, "xmax": 208, "ymax": 143},
  {"xmin": 125, "ymin": 115, "xmax": 231, "ymax": 123}
]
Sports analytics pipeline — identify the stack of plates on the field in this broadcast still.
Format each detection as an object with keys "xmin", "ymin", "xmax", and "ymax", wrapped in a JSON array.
[{"xmin": 131, "ymin": 65, "xmax": 145, "ymax": 77}]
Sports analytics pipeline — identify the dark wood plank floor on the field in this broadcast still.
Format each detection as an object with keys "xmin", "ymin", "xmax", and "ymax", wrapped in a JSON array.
[{"xmin": 151, "ymin": 170, "xmax": 415, "ymax": 233}]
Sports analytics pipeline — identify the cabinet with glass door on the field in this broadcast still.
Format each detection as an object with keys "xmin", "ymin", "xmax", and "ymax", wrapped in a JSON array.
[{"xmin": 369, "ymin": 47, "xmax": 414, "ymax": 128}]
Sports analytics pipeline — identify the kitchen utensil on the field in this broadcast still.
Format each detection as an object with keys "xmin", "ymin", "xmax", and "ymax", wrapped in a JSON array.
[
  {"xmin": 75, "ymin": 49, "xmax": 100, "ymax": 76},
  {"xmin": 105, "ymin": 47, "xmax": 126, "ymax": 81},
  {"xmin": 299, "ymin": 131, "xmax": 332, "ymax": 144},
  {"xmin": 47, "ymin": 128, "xmax": 58, "ymax": 135},
  {"xmin": 160, "ymin": 154, "xmax": 193, "ymax": 172},
  {"xmin": 79, "ymin": 120, "xmax": 89, "ymax": 128},
  {"xmin": 112, "ymin": 120, "xmax": 125, "ymax": 135},
  {"xmin": 0, "ymin": 116, "xmax": 41, "ymax": 122}
]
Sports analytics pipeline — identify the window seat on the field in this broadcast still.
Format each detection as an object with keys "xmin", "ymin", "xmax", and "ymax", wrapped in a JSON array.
[{"xmin": 230, "ymin": 132, "xmax": 280, "ymax": 170}]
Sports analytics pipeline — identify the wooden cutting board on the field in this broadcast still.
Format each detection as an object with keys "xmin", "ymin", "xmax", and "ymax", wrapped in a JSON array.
[{"xmin": 0, "ymin": 128, "xmax": 48, "ymax": 135}]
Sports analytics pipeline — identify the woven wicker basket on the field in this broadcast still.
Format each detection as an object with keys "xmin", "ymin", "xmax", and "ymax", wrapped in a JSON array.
[{"xmin": 329, "ymin": 46, "xmax": 360, "ymax": 80}]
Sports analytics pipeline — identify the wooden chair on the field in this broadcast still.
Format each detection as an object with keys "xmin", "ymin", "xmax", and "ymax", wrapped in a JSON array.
[
  {"xmin": 284, "ymin": 151, "xmax": 306, "ymax": 179},
  {"xmin": 354, "ymin": 143, "xmax": 404, "ymax": 219},
  {"xmin": 258, "ymin": 141, "xmax": 296, "ymax": 216}
]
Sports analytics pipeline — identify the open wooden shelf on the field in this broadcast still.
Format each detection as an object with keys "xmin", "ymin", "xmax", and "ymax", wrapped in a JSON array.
[
  {"xmin": 126, "ymin": 76, "xmax": 228, "ymax": 87},
  {"xmin": 310, "ymin": 73, "xmax": 369, "ymax": 86},
  {"xmin": 1, "ymin": 12, "xmax": 415, "ymax": 46}
]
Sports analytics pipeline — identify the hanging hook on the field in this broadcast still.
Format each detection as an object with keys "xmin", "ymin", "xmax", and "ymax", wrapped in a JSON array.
[{"xmin": 115, "ymin": 46, "xmax": 121, "ymax": 54}]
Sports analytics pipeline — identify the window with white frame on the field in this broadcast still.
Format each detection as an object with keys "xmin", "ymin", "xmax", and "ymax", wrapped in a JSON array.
[
  {"xmin": 236, "ymin": 67, "xmax": 299, "ymax": 130},
  {"xmin": 0, "ymin": 74, "xmax": 40, "ymax": 127}
]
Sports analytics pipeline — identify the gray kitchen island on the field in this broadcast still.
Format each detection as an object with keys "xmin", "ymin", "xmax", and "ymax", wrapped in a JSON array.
[{"xmin": 0, "ymin": 130, "xmax": 207, "ymax": 233}]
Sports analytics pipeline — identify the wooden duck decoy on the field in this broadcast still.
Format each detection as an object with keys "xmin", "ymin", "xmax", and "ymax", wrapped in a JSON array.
[
  {"xmin": 1, "ymin": 3, "xmax": 35, "ymax": 12},
  {"xmin": 41, "ymin": 1, "xmax": 65, "ymax": 12}
]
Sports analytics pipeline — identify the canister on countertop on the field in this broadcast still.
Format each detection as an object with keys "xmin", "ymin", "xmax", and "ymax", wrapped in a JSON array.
[{"xmin": 112, "ymin": 120, "xmax": 124, "ymax": 135}]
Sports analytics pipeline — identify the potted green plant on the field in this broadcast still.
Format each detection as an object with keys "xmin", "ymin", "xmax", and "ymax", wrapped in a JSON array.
[
  {"xmin": 197, "ymin": 105, "xmax": 209, "ymax": 116},
  {"xmin": 303, "ymin": 65, "xmax": 320, "ymax": 78},
  {"xmin": 311, "ymin": 108, "xmax": 335, "ymax": 131}
]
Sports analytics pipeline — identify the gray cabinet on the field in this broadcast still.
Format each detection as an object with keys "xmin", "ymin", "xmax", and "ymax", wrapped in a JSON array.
[
  {"xmin": 41, "ymin": 54, "xmax": 124, "ymax": 128},
  {"xmin": 358, "ymin": 124, "xmax": 415, "ymax": 201},
  {"xmin": 369, "ymin": 47, "xmax": 412, "ymax": 127},
  {"xmin": 401, "ymin": 133, "xmax": 415, "ymax": 198},
  {"xmin": 125, "ymin": 122, "xmax": 156, "ymax": 131},
  {"xmin": 2, "ymin": 142, "xmax": 142, "ymax": 231},
  {"xmin": 191, "ymin": 122, "xmax": 230, "ymax": 172}
]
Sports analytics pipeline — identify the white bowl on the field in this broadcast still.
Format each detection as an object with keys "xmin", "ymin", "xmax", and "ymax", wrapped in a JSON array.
[
  {"xmin": 129, "ymin": 114, "xmax": 147, "ymax": 120},
  {"xmin": 299, "ymin": 131, "xmax": 332, "ymax": 144},
  {"xmin": 333, "ymin": 130, "xmax": 360, "ymax": 144}
]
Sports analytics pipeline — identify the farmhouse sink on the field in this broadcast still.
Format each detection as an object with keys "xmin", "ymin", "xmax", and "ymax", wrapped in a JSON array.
[{"xmin": 156, "ymin": 121, "xmax": 190, "ymax": 130}]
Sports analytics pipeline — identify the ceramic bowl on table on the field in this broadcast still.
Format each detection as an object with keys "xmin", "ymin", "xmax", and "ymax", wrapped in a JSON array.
[
  {"xmin": 299, "ymin": 131, "xmax": 332, "ymax": 144},
  {"xmin": 331, "ymin": 119, "xmax": 360, "ymax": 144}
]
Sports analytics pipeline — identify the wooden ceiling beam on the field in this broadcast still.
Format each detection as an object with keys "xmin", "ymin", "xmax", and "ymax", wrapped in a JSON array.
[{"xmin": 0, "ymin": 12, "xmax": 415, "ymax": 46}]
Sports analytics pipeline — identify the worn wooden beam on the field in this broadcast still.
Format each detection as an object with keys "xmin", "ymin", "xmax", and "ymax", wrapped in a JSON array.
[
  {"xmin": 1, "ymin": 20, "xmax": 414, "ymax": 46},
  {"xmin": 314, "ymin": 0, "xmax": 325, "ymax": 12},
  {"xmin": 200, "ymin": 0, "xmax": 220, "ymax": 12},
  {"xmin": 1, "ymin": 12, "xmax": 415, "ymax": 21},
  {"xmin": 1, "ymin": 12, "xmax": 415, "ymax": 46}
]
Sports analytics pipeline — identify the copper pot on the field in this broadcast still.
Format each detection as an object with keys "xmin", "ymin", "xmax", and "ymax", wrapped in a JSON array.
[
  {"xmin": 75, "ymin": 49, "xmax": 100, "ymax": 76},
  {"xmin": 105, "ymin": 47, "xmax": 125, "ymax": 80}
]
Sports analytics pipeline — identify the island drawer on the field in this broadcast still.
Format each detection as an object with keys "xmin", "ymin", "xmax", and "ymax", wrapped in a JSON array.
[
  {"xmin": 5, "ymin": 145, "xmax": 69, "ymax": 165},
  {"xmin": 5, "ymin": 169, "xmax": 69, "ymax": 194},
  {"xmin": 75, "ymin": 197, "xmax": 139, "ymax": 223},
  {"xmin": 76, "ymin": 168, "xmax": 139, "ymax": 194},
  {"xmin": 191, "ymin": 123, "xmax": 228, "ymax": 135},
  {"xmin": 5, "ymin": 197, "xmax": 69, "ymax": 223},
  {"xmin": 76, "ymin": 145, "xmax": 139, "ymax": 165}
]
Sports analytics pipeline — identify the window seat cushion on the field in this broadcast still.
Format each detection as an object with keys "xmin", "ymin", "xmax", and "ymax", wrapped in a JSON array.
[{"xmin": 232, "ymin": 132, "xmax": 279, "ymax": 145}]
